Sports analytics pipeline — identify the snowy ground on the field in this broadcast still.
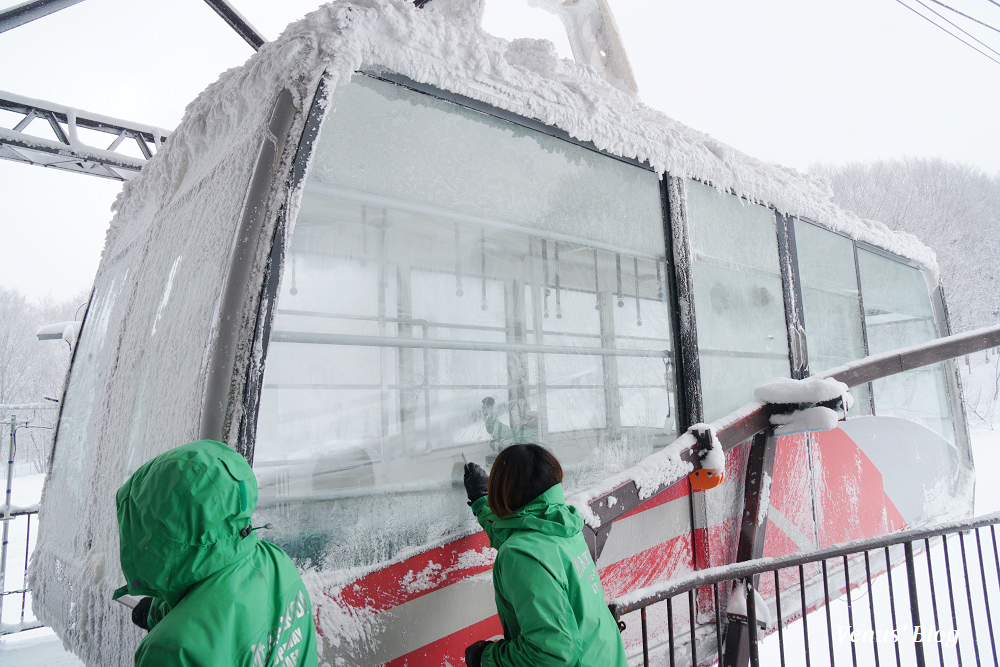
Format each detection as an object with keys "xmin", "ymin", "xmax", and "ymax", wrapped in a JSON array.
[{"xmin": 3, "ymin": 356, "xmax": 998, "ymax": 665}]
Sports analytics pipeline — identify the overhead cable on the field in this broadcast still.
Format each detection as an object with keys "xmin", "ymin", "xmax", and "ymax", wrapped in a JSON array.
[
  {"xmin": 925, "ymin": 0, "xmax": 1000, "ymax": 34},
  {"xmin": 912, "ymin": 0, "xmax": 1000, "ymax": 56},
  {"xmin": 892, "ymin": 0, "xmax": 1000, "ymax": 65}
]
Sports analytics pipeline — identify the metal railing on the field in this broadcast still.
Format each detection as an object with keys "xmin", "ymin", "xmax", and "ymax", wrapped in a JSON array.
[
  {"xmin": 594, "ymin": 324, "xmax": 1000, "ymax": 667},
  {"xmin": 1, "ymin": 412, "xmax": 50, "ymax": 636},
  {"xmin": 0, "ymin": 507, "xmax": 41, "ymax": 636},
  {"xmin": 610, "ymin": 512, "xmax": 1000, "ymax": 667}
]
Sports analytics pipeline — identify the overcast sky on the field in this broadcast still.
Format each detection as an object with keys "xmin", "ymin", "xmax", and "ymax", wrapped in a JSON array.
[{"xmin": 1, "ymin": 0, "xmax": 998, "ymax": 304}]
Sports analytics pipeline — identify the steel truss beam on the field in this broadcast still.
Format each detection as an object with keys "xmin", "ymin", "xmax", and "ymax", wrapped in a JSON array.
[
  {"xmin": 0, "ymin": 0, "xmax": 86, "ymax": 34},
  {"xmin": 0, "ymin": 91, "xmax": 169, "ymax": 181},
  {"xmin": 202, "ymin": 0, "xmax": 265, "ymax": 51}
]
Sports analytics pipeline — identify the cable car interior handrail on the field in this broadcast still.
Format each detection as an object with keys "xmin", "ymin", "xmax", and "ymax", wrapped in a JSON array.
[
  {"xmin": 303, "ymin": 182, "xmax": 667, "ymax": 261},
  {"xmin": 269, "ymin": 330, "xmax": 671, "ymax": 358}
]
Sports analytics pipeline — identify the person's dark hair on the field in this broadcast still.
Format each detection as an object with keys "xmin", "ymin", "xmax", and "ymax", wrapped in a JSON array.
[{"xmin": 488, "ymin": 444, "xmax": 563, "ymax": 518}]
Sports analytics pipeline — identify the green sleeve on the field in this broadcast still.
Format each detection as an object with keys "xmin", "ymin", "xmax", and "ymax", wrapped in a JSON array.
[
  {"xmin": 146, "ymin": 597, "xmax": 171, "ymax": 630},
  {"xmin": 134, "ymin": 632, "xmax": 207, "ymax": 667},
  {"xmin": 471, "ymin": 496, "xmax": 503, "ymax": 549},
  {"xmin": 482, "ymin": 548, "xmax": 581, "ymax": 667}
]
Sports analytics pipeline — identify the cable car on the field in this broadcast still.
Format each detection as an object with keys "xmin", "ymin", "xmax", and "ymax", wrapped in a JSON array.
[{"xmin": 30, "ymin": 2, "xmax": 973, "ymax": 664}]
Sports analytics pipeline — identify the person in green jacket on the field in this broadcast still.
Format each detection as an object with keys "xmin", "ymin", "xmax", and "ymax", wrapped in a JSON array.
[
  {"xmin": 482, "ymin": 396, "xmax": 540, "ymax": 451},
  {"xmin": 462, "ymin": 444, "xmax": 628, "ymax": 667},
  {"xmin": 113, "ymin": 439, "xmax": 317, "ymax": 667}
]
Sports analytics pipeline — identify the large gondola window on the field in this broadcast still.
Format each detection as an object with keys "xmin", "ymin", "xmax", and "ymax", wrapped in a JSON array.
[
  {"xmin": 252, "ymin": 75, "xmax": 676, "ymax": 568},
  {"xmin": 686, "ymin": 180, "xmax": 791, "ymax": 423},
  {"xmin": 857, "ymin": 249, "xmax": 954, "ymax": 441},
  {"xmin": 793, "ymin": 220, "xmax": 871, "ymax": 415}
]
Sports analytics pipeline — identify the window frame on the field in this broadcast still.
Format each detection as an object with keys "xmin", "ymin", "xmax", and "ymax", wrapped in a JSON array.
[{"xmin": 237, "ymin": 70, "xmax": 692, "ymax": 463}]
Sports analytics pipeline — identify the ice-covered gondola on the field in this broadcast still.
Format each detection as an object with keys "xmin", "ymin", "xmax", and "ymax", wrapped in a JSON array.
[{"xmin": 30, "ymin": 1, "xmax": 975, "ymax": 664}]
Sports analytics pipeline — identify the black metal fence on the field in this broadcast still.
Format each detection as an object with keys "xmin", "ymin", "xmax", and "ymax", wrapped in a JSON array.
[
  {"xmin": 609, "ymin": 512, "xmax": 1000, "ymax": 667},
  {"xmin": 0, "ymin": 507, "xmax": 41, "ymax": 636},
  {"xmin": 1, "ymin": 413, "xmax": 47, "ymax": 636}
]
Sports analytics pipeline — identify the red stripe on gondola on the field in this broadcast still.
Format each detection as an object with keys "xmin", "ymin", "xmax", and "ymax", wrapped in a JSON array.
[
  {"xmin": 384, "ymin": 615, "xmax": 504, "ymax": 667},
  {"xmin": 334, "ymin": 532, "xmax": 494, "ymax": 612}
]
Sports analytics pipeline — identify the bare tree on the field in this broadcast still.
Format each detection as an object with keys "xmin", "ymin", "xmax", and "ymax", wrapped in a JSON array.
[
  {"xmin": 0, "ymin": 288, "xmax": 88, "ymax": 472},
  {"xmin": 812, "ymin": 158, "xmax": 1000, "ymax": 332},
  {"xmin": 812, "ymin": 158, "xmax": 1000, "ymax": 426}
]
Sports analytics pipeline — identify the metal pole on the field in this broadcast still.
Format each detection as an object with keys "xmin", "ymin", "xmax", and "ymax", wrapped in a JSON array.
[
  {"xmin": 958, "ymin": 532, "xmax": 982, "ymax": 666},
  {"xmin": 843, "ymin": 555, "xmax": 858, "ymax": 667},
  {"xmin": 1, "ymin": 415, "xmax": 17, "ymax": 602},
  {"xmin": 0, "ymin": 0, "xmax": 86, "ymax": 34},
  {"xmin": 904, "ymin": 541, "xmax": 926, "ymax": 667},
  {"xmin": 775, "ymin": 570, "xmax": 787, "ymax": 667},
  {"xmin": 924, "ymin": 538, "xmax": 947, "ymax": 667}
]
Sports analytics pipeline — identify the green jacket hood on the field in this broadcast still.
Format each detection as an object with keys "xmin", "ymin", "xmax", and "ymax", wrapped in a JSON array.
[
  {"xmin": 114, "ymin": 440, "xmax": 259, "ymax": 607},
  {"xmin": 487, "ymin": 484, "xmax": 583, "ymax": 547}
]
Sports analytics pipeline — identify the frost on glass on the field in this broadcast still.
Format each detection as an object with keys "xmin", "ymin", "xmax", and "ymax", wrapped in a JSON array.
[
  {"xmin": 686, "ymin": 180, "xmax": 790, "ymax": 423},
  {"xmin": 45, "ymin": 267, "xmax": 126, "ymax": 554},
  {"xmin": 858, "ymin": 249, "xmax": 954, "ymax": 441},
  {"xmin": 253, "ymin": 75, "xmax": 675, "ymax": 570},
  {"xmin": 793, "ymin": 220, "xmax": 871, "ymax": 416}
]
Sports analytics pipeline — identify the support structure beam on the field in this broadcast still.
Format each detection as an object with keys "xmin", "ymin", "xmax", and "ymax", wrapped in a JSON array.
[
  {"xmin": 202, "ymin": 0, "xmax": 265, "ymax": 51},
  {"xmin": 0, "ymin": 0, "xmax": 86, "ymax": 34},
  {"xmin": 0, "ymin": 91, "xmax": 169, "ymax": 181}
]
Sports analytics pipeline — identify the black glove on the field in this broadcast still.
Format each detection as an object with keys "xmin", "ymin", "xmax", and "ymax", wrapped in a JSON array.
[
  {"xmin": 464, "ymin": 461, "xmax": 489, "ymax": 505},
  {"xmin": 131, "ymin": 596, "xmax": 153, "ymax": 631},
  {"xmin": 465, "ymin": 640, "xmax": 491, "ymax": 667}
]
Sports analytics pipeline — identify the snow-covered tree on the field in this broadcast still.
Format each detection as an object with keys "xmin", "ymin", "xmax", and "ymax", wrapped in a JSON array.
[
  {"xmin": 812, "ymin": 158, "xmax": 1000, "ymax": 333},
  {"xmin": 811, "ymin": 158, "xmax": 1000, "ymax": 426},
  {"xmin": 0, "ymin": 288, "xmax": 87, "ymax": 472}
]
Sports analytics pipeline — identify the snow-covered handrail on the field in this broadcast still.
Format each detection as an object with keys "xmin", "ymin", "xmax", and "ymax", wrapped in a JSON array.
[
  {"xmin": 818, "ymin": 322, "xmax": 1000, "ymax": 388},
  {"xmin": 570, "ymin": 323, "xmax": 1000, "ymax": 545}
]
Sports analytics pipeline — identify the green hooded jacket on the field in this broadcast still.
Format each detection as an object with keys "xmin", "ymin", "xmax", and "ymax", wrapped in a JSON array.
[
  {"xmin": 114, "ymin": 440, "xmax": 317, "ymax": 667},
  {"xmin": 472, "ymin": 484, "xmax": 628, "ymax": 667}
]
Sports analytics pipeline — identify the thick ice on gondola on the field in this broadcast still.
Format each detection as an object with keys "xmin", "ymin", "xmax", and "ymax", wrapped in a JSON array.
[{"xmin": 28, "ymin": 1, "xmax": 972, "ymax": 665}]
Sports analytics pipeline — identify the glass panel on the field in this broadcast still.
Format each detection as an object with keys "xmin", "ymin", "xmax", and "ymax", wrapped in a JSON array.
[
  {"xmin": 45, "ymin": 266, "xmax": 128, "ymax": 552},
  {"xmin": 687, "ymin": 180, "xmax": 790, "ymax": 422},
  {"xmin": 857, "ymin": 249, "xmax": 953, "ymax": 441},
  {"xmin": 253, "ymin": 75, "xmax": 676, "ymax": 569},
  {"xmin": 793, "ymin": 220, "xmax": 871, "ymax": 416}
]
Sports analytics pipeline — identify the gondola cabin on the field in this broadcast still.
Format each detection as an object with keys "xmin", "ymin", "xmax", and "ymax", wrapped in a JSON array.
[{"xmin": 30, "ymin": 1, "xmax": 973, "ymax": 665}]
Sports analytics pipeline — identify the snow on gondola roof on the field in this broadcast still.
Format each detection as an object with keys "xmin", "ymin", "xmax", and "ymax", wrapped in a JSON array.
[{"xmin": 109, "ymin": 0, "xmax": 936, "ymax": 280}]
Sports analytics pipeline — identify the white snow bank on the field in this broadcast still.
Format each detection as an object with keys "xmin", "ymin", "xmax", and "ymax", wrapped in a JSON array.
[{"xmin": 0, "ymin": 628, "xmax": 85, "ymax": 666}]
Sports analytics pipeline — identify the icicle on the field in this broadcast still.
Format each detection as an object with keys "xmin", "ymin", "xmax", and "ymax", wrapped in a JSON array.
[
  {"xmin": 656, "ymin": 260, "xmax": 664, "ymax": 301},
  {"xmin": 616, "ymin": 254, "xmax": 624, "ymax": 307},
  {"xmin": 289, "ymin": 252, "xmax": 298, "ymax": 296},
  {"xmin": 481, "ymin": 228, "xmax": 488, "ymax": 311},
  {"xmin": 455, "ymin": 223, "xmax": 463, "ymax": 297},
  {"xmin": 554, "ymin": 242, "xmax": 562, "ymax": 319},
  {"xmin": 542, "ymin": 239, "xmax": 550, "ymax": 318},
  {"xmin": 594, "ymin": 249, "xmax": 601, "ymax": 310},
  {"xmin": 634, "ymin": 257, "xmax": 642, "ymax": 326},
  {"xmin": 362, "ymin": 204, "xmax": 369, "ymax": 262}
]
